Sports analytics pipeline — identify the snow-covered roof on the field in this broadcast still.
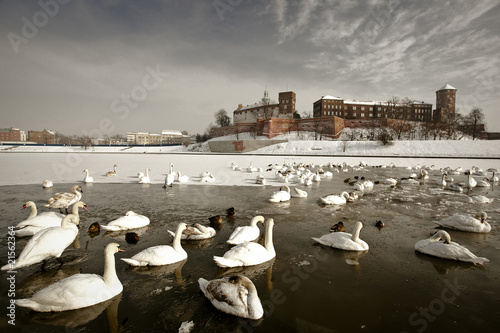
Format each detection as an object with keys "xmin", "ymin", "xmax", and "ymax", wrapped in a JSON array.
[
  {"xmin": 321, "ymin": 95, "xmax": 343, "ymax": 100},
  {"xmin": 438, "ymin": 84, "xmax": 456, "ymax": 91},
  {"xmin": 238, "ymin": 101, "xmax": 278, "ymax": 111},
  {"xmin": 161, "ymin": 130, "xmax": 183, "ymax": 136}
]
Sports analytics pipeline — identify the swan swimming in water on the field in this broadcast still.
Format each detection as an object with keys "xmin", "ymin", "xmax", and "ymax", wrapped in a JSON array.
[
  {"xmin": 168, "ymin": 223, "xmax": 216, "ymax": 240},
  {"xmin": 121, "ymin": 223, "xmax": 188, "ymax": 266},
  {"xmin": 106, "ymin": 165, "xmax": 118, "ymax": 177},
  {"xmin": 214, "ymin": 218, "xmax": 275, "ymax": 268},
  {"xmin": 415, "ymin": 230, "xmax": 489, "ymax": 265},
  {"xmin": 139, "ymin": 168, "xmax": 150, "ymax": 184},
  {"xmin": 465, "ymin": 195, "xmax": 494, "ymax": 204},
  {"xmin": 319, "ymin": 191, "xmax": 350, "ymax": 205},
  {"xmin": 291, "ymin": 187, "xmax": 308, "ymax": 198},
  {"xmin": 100, "ymin": 211, "xmax": 150, "ymax": 231},
  {"xmin": 269, "ymin": 186, "xmax": 291, "ymax": 202},
  {"xmin": 434, "ymin": 212, "xmax": 491, "ymax": 233},
  {"xmin": 43, "ymin": 185, "xmax": 83, "ymax": 214},
  {"xmin": 15, "ymin": 243, "xmax": 124, "ymax": 312},
  {"xmin": 163, "ymin": 163, "xmax": 174, "ymax": 188},
  {"xmin": 177, "ymin": 171, "xmax": 189, "ymax": 183},
  {"xmin": 312, "ymin": 221, "xmax": 368, "ymax": 251},
  {"xmin": 226, "ymin": 215, "xmax": 265, "ymax": 245},
  {"xmin": 42, "ymin": 179, "xmax": 53, "ymax": 188},
  {"xmin": 83, "ymin": 169, "xmax": 94, "ymax": 183},
  {"xmin": 198, "ymin": 275, "xmax": 264, "ymax": 320},
  {"xmin": 2, "ymin": 214, "xmax": 80, "ymax": 271}
]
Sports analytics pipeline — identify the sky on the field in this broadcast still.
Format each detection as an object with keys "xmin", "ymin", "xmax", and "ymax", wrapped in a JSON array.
[{"xmin": 1, "ymin": 0, "xmax": 499, "ymax": 137}]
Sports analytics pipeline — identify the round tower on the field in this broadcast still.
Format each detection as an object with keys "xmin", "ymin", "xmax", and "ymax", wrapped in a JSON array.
[{"xmin": 434, "ymin": 84, "xmax": 457, "ymax": 122}]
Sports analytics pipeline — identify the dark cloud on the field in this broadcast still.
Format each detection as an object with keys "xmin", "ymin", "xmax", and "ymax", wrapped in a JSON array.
[{"xmin": 1, "ymin": 0, "xmax": 499, "ymax": 136}]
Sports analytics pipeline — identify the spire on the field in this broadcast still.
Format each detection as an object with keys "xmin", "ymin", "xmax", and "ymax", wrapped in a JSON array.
[{"xmin": 262, "ymin": 87, "xmax": 270, "ymax": 104}]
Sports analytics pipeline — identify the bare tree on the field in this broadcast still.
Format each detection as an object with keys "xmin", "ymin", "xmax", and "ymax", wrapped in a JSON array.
[
  {"xmin": 214, "ymin": 109, "xmax": 231, "ymax": 127},
  {"xmin": 463, "ymin": 107, "xmax": 485, "ymax": 140}
]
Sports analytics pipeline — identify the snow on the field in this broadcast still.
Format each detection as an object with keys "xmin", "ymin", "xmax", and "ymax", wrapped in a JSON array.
[{"xmin": 1, "ymin": 135, "xmax": 499, "ymax": 187}]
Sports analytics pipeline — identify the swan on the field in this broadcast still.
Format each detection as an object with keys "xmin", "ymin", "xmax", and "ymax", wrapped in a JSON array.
[
  {"xmin": 269, "ymin": 186, "xmax": 291, "ymax": 202},
  {"xmin": 465, "ymin": 195, "xmax": 494, "ymax": 204},
  {"xmin": 200, "ymin": 172, "xmax": 215, "ymax": 183},
  {"xmin": 121, "ymin": 223, "xmax": 187, "ymax": 266},
  {"xmin": 106, "ymin": 165, "xmax": 118, "ymax": 177},
  {"xmin": 214, "ymin": 218, "xmax": 275, "ymax": 268},
  {"xmin": 487, "ymin": 168, "xmax": 498, "ymax": 182},
  {"xmin": 15, "ymin": 201, "xmax": 87, "ymax": 237},
  {"xmin": 319, "ymin": 191, "xmax": 350, "ymax": 205},
  {"xmin": 312, "ymin": 221, "xmax": 368, "ymax": 251},
  {"xmin": 15, "ymin": 243, "xmax": 124, "ymax": 312},
  {"xmin": 198, "ymin": 275, "xmax": 263, "ymax": 320},
  {"xmin": 347, "ymin": 191, "xmax": 359, "ymax": 202},
  {"xmin": 168, "ymin": 223, "xmax": 216, "ymax": 240},
  {"xmin": 418, "ymin": 169, "xmax": 429, "ymax": 180},
  {"xmin": 352, "ymin": 182, "xmax": 365, "ymax": 191},
  {"xmin": 291, "ymin": 187, "xmax": 308, "ymax": 198},
  {"xmin": 100, "ymin": 211, "xmax": 150, "ymax": 231},
  {"xmin": 43, "ymin": 185, "xmax": 83, "ymax": 214},
  {"xmin": 434, "ymin": 212, "xmax": 491, "ymax": 233},
  {"xmin": 139, "ymin": 168, "xmax": 150, "ymax": 184},
  {"xmin": 378, "ymin": 178, "xmax": 398, "ymax": 186},
  {"xmin": 462, "ymin": 170, "xmax": 477, "ymax": 189},
  {"xmin": 227, "ymin": 215, "xmax": 265, "ymax": 245},
  {"xmin": 177, "ymin": 171, "xmax": 189, "ymax": 183},
  {"xmin": 83, "ymin": 169, "xmax": 94, "ymax": 183},
  {"xmin": 400, "ymin": 178, "xmax": 420, "ymax": 185},
  {"xmin": 436, "ymin": 174, "xmax": 447, "ymax": 186},
  {"xmin": 42, "ymin": 179, "xmax": 53, "ymax": 188},
  {"xmin": 255, "ymin": 174, "xmax": 266, "ymax": 185},
  {"xmin": 415, "ymin": 230, "xmax": 489, "ymax": 265},
  {"xmin": 475, "ymin": 178, "xmax": 491, "ymax": 187},
  {"xmin": 445, "ymin": 183, "xmax": 463, "ymax": 193},
  {"xmin": 1, "ymin": 214, "xmax": 80, "ymax": 271},
  {"xmin": 164, "ymin": 163, "xmax": 174, "ymax": 187}
]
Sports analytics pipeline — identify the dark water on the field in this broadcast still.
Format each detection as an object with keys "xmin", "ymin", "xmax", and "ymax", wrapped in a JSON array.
[{"xmin": 1, "ymin": 167, "xmax": 500, "ymax": 333}]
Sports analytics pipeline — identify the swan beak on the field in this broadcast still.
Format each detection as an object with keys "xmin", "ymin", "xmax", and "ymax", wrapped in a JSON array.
[
  {"xmin": 21, "ymin": 205, "xmax": 27, "ymax": 210},
  {"xmin": 83, "ymin": 205, "xmax": 88, "ymax": 211},
  {"xmin": 77, "ymin": 223, "xmax": 80, "ymax": 229},
  {"xmin": 118, "ymin": 248, "xmax": 125, "ymax": 252}
]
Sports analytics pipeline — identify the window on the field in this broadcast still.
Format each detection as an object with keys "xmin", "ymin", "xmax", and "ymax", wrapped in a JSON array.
[
  {"xmin": 361, "ymin": 107, "xmax": 365, "ymax": 111},
  {"xmin": 353, "ymin": 106, "xmax": 357, "ymax": 110},
  {"xmin": 369, "ymin": 107, "xmax": 373, "ymax": 111},
  {"xmin": 361, "ymin": 113, "xmax": 365, "ymax": 117}
]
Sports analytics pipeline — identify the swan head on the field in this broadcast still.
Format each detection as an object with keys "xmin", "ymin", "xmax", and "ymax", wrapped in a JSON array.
[
  {"xmin": 106, "ymin": 242, "xmax": 124, "ymax": 255},
  {"xmin": 62, "ymin": 214, "xmax": 79, "ymax": 227},
  {"xmin": 22, "ymin": 201, "xmax": 36, "ymax": 210},
  {"xmin": 475, "ymin": 212, "xmax": 488, "ymax": 223},
  {"xmin": 72, "ymin": 185, "xmax": 83, "ymax": 194},
  {"xmin": 75, "ymin": 201, "xmax": 88, "ymax": 210},
  {"xmin": 432, "ymin": 230, "xmax": 451, "ymax": 244},
  {"xmin": 125, "ymin": 211, "xmax": 136, "ymax": 216}
]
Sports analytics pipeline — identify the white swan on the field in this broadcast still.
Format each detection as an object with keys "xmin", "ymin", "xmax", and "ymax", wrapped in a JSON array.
[
  {"xmin": 475, "ymin": 178, "xmax": 491, "ymax": 187},
  {"xmin": 42, "ymin": 179, "xmax": 53, "ymax": 188},
  {"xmin": 168, "ymin": 223, "xmax": 216, "ymax": 240},
  {"xmin": 227, "ymin": 215, "xmax": 265, "ymax": 245},
  {"xmin": 434, "ymin": 212, "xmax": 491, "ymax": 233},
  {"xmin": 378, "ymin": 178, "xmax": 398, "ymax": 185},
  {"xmin": 15, "ymin": 243, "xmax": 124, "ymax": 312},
  {"xmin": 488, "ymin": 168, "xmax": 498, "ymax": 182},
  {"xmin": 43, "ymin": 185, "xmax": 83, "ymax": 214},
  {"xmin": 415, "ymin": 230, "xmax": 489, "ymax": 265},
  {"xmin": 319, "ymin": 191, "xmax": 350, "ymax": 205},
  {"xmin": 445, "ymin": 183, "xmax": 463, "ymax": 193},
  {"xmin": 214, "ymin": 218, "xmax": 275, "ymax": 268},
  {"xmin": 164, "ymin": 163, "xmax": 175, "ymax": 187},
  {"xmin": 465, "ymin": 195, "xmax": 494, "ymax": 204},
  {"xmin": 269, "ymin": 186, "xmax": 291, "ymax": 203},
  {"xmin": 312, "ymin": 221, "xmax": 369, "ymax": 251},
  {"xmin": 255, "ymin": 174, "xmax": 266, "ymax": 185},
  {"xmin": 200, "ymin": 172, "xmax": 215, "ymax": 183},
  {"xmin": 100, "ymin": 211, "xmax": 150, "ymax": 231},
  {"xmin": 462, "ymin": 170, "xmax": 477, "ymax": 189},
  {"xmin": 198, "ymin": 275, "xmax": 264, "ymax": 320},
  {"xmin": 291, "ymin": 187, "xmax": 308, "ymax": 198},
  {"xmin": 139, "ymin": 168, "xmax": 150, "ymax": 184},
  {"xmin": 15, "ymin": 201, "xmax": 87, "ymax": 237},
  {"xmin": 121, "ymin": 223, "xmax": 188, "ymax": 266},
  {"xmin": 1, "ymin": 214, "xmax": 80, "ymax": 271},
  {"xmin": 400, "ymin": 178, "xmax": 420, "ymax": 185},
  {"xmin": 106, "ymin": 165, "xmax": 117, "ymax": 177},
  {"xmin": 177, "ymin": 171, "xmax": 189, "ymax": 183},
  {"xmin": 436, "ymin": 174, "xmax": 447, "ymax": 186},
  {"xmin": 83, "ymin": 169, "xmax": 94, "ymax": 183}
]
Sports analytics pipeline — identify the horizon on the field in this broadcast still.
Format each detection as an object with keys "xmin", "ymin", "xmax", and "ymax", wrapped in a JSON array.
[{"xmin": 1, "ymin": 1, "xmax": 499, "ymax": 136}]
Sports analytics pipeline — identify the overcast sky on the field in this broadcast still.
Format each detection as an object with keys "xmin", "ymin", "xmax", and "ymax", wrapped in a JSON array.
[{"xmin": 1, "ymin": 0, "xmax": 499, "ymax": 137}]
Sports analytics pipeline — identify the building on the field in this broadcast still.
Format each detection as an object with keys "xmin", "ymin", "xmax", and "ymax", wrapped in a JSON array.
[
  {"xmin": 233, "ymin": 90, "xmax": 296, "ymax": 124},
  {"xmin": 433, "ymin": 84, "xmax": 457, "ymax": 123},
  {"xmin": 127, "ymin": 130, "xmax": 184, "ymax": 145},
  {"xmin": 28, "ymin": 129, "xmax": 56, "ymax": 144},
  {"xmin": 0, "ymin": 128, "xmax": 23, "ymax": 142}
]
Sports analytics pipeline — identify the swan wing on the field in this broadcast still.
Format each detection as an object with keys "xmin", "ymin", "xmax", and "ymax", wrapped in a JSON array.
[
  {"xmin": 227, "ymin": 226, "xmax": 259, "ymax": 244},
  {"xmin": 200, "ymin": 278, "xmax": 249, "ymax": 317},
  {"xmin": 125, "ymin": 245, "xmax": 186, "ymax": 266}
]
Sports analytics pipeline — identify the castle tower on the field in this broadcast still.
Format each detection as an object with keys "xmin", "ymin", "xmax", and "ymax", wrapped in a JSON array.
[
  {"xmin": 434, "ymin": 84, "xmax": 457, "ymax": 122},
  {"xmin": 278, "ymin": 91, "xmax": 296, "ymax": 118},
  {"xmin": 262, "ymin": 88, "xmax": 270, "ymax": 104}
]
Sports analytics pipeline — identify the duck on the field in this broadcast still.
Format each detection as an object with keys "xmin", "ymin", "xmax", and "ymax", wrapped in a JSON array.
[
  {"xmin": 434, "ymin": 212, "xmax": 491, "ymax": 233},
  {"xmin": 139, "ymin": 168, "xmax": 150, "ymax": 184},
  {"xmin": 436, "ymin": 174, "xmax": 447, "ymax": 187},
  {"xmin": 291, "ymin": 187, "xmax": 308, "ymax": 198},
  {"xmin": 106, "ymin": 165, "xmax": 118, "ymax": 177},
  {"xmin": 227, "ymin": 216, "xmax": 265, "ymax": 245},
  {"xmin": 415, "ymin": 230, "xmax": 489, "ymax": 265},
  {"xmin": 15, "ymin": 243, "xmax": 124, "ymax": 312},
  {"xmin": 312, "ymin": 221, "xmax": 369, "ymax": 251},
  {"xmin": 214, "ymin": 218, "xmax": 275, "ymax": 268},
  {"xmin": 177, "ymin": 171, "xmax": 189, "ymax": 183},
  {"xmin": 15, "ymin": 201, "xmax": 87, "ymax": 237},
  {"xmin": 88, "ymin": 222, "xmax": 100, "ymax": 233},
  {"xmin": 121, "ymin": 223, "xmax": 188, "ymax": 266},
  {"xmin": 330, "ymin": 221, "xmax": 345, "ymax": 232},
  {"xmin": 465, "ymin": 195, "xmax": 494, "ymax": 204},
  {"xmin": 100, "ymin": 211, "xmax": 150, "ymax": 231},
  {"xmin": 83, "ymin": 169, "xmax": 94, "ymax": 183},
  {"xmin": 198, "ymin": 275, "xmax": 263, "ymax": 320},
  {"xmin": 226, "ymin": 207, "xmax": 236, "ymax": 218},
  {"xmin": 43, "ymin": 185, "xmax": 83, "ymax": 214},
  {"xmin": 125, "ymin": 232, "xmax": 140, "ymax": 244},
  {"xmin": 319, "ymin": 191, "xmax": 350, "ymax": 205},
  {"xmin": 163, "ymin": 163, "xmax": 175, "ymax": 188},
  {"xmin": 375, "ymin": 220, "xmax": 385, "ymax": 228},
  {"xmin": 1, "ymin": 214, "xmax": 80, "ymax": 271},
  {"xmin": 42, "ymin": 179, "xmax": 53, "ymax": 188},
  {"xmin": 209, "ymin": 215, "xmax": 222, "ymax": 225},
  {"xmin": 168, "ymin": 223, "xmax": 216, "ymax": 240},
  {"xmin": 269, "ymin": 186, "xmax": 291, "ymax": 203}
]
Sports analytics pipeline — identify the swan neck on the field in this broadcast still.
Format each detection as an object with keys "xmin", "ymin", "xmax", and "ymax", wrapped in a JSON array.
[
  {"xmin": 246, "ymin": 284, "xmax": 263, "ymax": 319},
  {"xmin": 351, "ymin": 224, "xmax": 362, "ymax": 242},
  {"xmin": 103, "ymin": 250, "xmax": 119, "ymax": 288},
  {"xmin": 173, "ymin": 225, "xmax": 184, "ymax": 252},
  {"xmin": 71, "ymin": 204, "xmax": 80, "ymax": 216},
  {"xmin": 264, "ymin": 222, "xmax": 275, "ymax": 254},
  {"xmin": 28, "ymin": 203, "xmax": 37, "ymax": 219}
]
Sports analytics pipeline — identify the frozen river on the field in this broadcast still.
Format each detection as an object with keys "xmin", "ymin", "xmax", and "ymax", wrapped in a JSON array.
[{"xmin": 1, "ymin": 153, "xmax": 499, "ymax": 332}]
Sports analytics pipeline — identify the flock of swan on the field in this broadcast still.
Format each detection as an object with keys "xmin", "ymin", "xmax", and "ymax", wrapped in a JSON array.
[{"xmin": 3, "ymin": 160, "xmax": 497, "ymax": 323}]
